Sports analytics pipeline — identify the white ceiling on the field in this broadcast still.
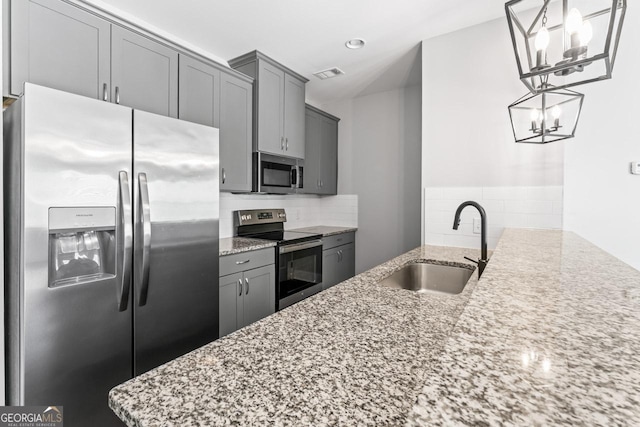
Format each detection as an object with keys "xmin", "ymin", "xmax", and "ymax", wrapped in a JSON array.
[{"xmin": 82, "ymin": 0, "xmax": 507, "ymax": 105}]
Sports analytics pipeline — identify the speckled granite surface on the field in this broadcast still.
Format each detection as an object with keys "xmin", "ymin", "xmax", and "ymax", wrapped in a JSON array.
[
  {"xmin": 109, "ymin": 244, "xmax": 481, "ymax": 426},
  {"xmin": 290, "ymin": 225, "xmax": 358, "ymax": 237},
  {"xmin": 219, "ymin": 237, "xmax": 275, "ymax": 256},
  {"xmin": 408, "ymin": 229, "xmax": 640, "ymax": 426}
]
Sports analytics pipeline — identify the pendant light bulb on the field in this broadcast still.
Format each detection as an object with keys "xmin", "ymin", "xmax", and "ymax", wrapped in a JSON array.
[
  {"xmin": 530, "ymin": 108, "xmax": 540, "ymax": 121},
  {"xmin": 580, "ymin": 21, "xmax": 593, "ymax": 46},
  {"xmin": 551, "ymin": 105, "xmax": 561, "ymax": 119},
  {"xmin": 535, "ymin": 27, "xmax": 550, "ymax": 51},
  {"xmin": 566, "ymin": 8, "xmax": 584, "ymax": 34}
]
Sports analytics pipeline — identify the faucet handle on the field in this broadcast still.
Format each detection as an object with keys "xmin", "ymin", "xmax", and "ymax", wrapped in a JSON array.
[{"xmin": 463, "ymin": 256, "xmax": 479, "ymax": 265}]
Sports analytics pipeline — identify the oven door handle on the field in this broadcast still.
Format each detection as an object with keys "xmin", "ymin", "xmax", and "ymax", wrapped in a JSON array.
[{"xmin": 279, "ymin": 240, "xmax": 323, "ymax": 254}]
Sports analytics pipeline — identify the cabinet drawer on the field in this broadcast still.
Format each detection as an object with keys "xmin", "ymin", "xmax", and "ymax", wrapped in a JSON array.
[
  {"xmin": 322, "ymin": 232, "xmax": 355, "ymax": 250},
  {"xmin": 220, "ymin": 247, "xmax": 275, "ymax": 277}
]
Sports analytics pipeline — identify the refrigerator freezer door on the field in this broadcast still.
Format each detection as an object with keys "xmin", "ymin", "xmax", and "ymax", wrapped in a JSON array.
[
  {"xmin": 5, "ymin": 84, "xmax": 133, "ymax": 426},
  {"xmin": 132, "ymin": 110, "xmax": 219, "ymax": 375}
]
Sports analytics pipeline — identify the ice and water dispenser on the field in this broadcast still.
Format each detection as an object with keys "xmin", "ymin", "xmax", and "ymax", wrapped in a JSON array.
[{"xmin": 48, "ymin": 207, "xmax": 117, "ymax": 287}]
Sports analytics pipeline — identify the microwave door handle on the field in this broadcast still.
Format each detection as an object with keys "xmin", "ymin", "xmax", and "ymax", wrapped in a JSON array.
[
  {"xmin": 137, "ymin": 172, "xmax": 152, "ymax": 306},
  {"xmin": 291, "ymin": 168, "xmax": 297, "ymax": 187},
  {"xmin": 117, "ymin": 171, "xmax": 133, "ymax": 312}
]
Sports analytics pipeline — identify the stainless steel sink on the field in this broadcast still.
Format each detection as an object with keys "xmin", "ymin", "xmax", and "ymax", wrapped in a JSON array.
[{"xmin": 379, "ymin": 262, "xmax": 474, "ymax": 295}]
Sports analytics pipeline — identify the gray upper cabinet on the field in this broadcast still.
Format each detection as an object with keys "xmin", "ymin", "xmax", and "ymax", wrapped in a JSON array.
[
  {"xmin": 283, "ymin": 74, "xmax": 306, "ymax": 159},
  {"xmin": 111, "ymin": 25, "xmax": 178, "ymax": 118},
  {"xmin": 178, "ymin": 55, "xmax": 220, "ymax": 128},
  {"xmin": 179, "ymin": 54, "xmax": 253, "ymax": 192},
  {"xmin": 7, "ymin": 0, "xmax": 179, "ymax": 118},
  {"xmin": 257, "ymin": 61, "xmax": 285, "ymax": 155},
  {"xmin": 229, "ymin": 51, "xmax": 309, "ymax": 159},
  {"xmin": 219, "ymin": 72, "xmax": 253, "ymax": 192},
  {"xmin": 9, "ymin": 0, "xmax": 110, "ymax": 98},
  {"xmin": 303, "ymin": 105, "xmax": 340, "ymax": 195}
]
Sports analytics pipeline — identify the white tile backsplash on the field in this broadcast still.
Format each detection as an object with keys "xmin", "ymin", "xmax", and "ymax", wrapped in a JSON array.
[
  {"xmin": 219, "ymin": 193, "xmax": 358, "ymax": 238},
  {"xmin": 424, "ymin": 185, "xmax": 563, "ymax": 250}
]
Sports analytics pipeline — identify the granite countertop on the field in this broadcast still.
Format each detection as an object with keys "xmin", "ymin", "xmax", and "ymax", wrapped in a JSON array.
[
  {"xmin": 408, "ymin": 229, "xmax": 640, "ymax": 426},
  {"xmin": 219, "ymin": 237, "xmax": 276, "ymax": 256},
  {"xmin": 109, "ymin": 244, "xmax": 482, "ymax": 426},
  {"xmin": 290, "ymin": 225, "xmax": 358, "ymax": 237},
  {"xmin": 111, "ymin": 229, "xmax": 640, "ymax": 426}
]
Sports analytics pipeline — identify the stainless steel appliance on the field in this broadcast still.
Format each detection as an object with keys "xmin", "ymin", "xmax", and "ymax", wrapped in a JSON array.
[
  {"xmin": 234, "ymin": 209, "xmax": 322, "ymax": 309},
  {"xmin": 4, "ymin": 83, "xmax": 219, "ymax": 426},
  {"xmin": 254, "ymin": 152, "xmax": 304, "ymax": 194}
]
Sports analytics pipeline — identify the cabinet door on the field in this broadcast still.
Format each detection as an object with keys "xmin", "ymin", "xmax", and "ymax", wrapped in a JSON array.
[
  {"xmin": 219, "ymin": 272, "xmax": 243, "ymax": 338},
  {"xmin": 220, "ymin": 72, "xmax": 253, "ymax": 192},
  {"xmin": 242, "ymin": 264, "xmax": 276, "ymax": 328},
  {"xmin": 302, "ymin": 109, "xmax": 322, "ymax": 194},
  {"xmin": 320, "ymin": 116, "xmax": 338, "ymax": 195},
  {"xmin": 322, "ymin": 247, "xmax": 341, "ymax": 291},
  {"xmin": 283, "ymin": 74, "xmax": 306, "ymax": 159},
  {"xmin": 257, "ymin": 60, "xmax": 284, "ymax": 155},
  {"xmin": 10, "ymin": 0, "xmax": 110, "ymax": 98},
  {"xmin": 111, "ymin": 25, "xmax": 178, "ymax": 117},
  {"xmin": 337, "ymin": 243, "xmax": 356, "ymax": 283},
  {"xmin": 178, "ymin": 55, "xmax": 220, "ymax": 127}
]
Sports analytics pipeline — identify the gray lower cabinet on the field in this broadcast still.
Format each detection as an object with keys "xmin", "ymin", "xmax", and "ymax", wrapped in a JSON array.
[
  {"xmin": 303, "ymin": 105, "xmax": 339, "ymax": 195},
  {"xmin": 8, "ymin": 0, "xmax": 110, "ymax": 98},
  {"xmin": 179, "ymin": 55, "xmax": 253, "ymax": 192},
  {"xmin": 228, "ymin": 50, "xmax": 308, "ymax": 159},
  {"xmin": 219, "ymin": 249, "xmax": 275, "ymax": 337},
  {"xmin": 111, "ymin": 25, "xmax": 178, "ymax": 117},
  {"xmin": 321, "ymin": 232, "xmax": 356, "ymax": 290}
]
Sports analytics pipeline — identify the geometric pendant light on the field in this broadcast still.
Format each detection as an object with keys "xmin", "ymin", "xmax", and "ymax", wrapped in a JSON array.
[
  {"xmin": 508, "ymin": 85, "xmax": 584, "ymax": 143},
  {"xmin": 505, "ymin": 0, "xmax": 627, "ymax": 94}
]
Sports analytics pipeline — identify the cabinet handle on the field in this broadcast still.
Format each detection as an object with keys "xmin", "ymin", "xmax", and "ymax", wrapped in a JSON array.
[
  {"xmin": 338, "ymin": 250, "xmax": 342, "ymax": 262},
  {"xmin": 235, "ymin": 259, "xmax": 250, "ymax": 265},
  {"xmin": 222, "ymin": 168, "xmax": 226, "ymax": 184},
  {"xmin": 238, "ymin": 278, "xmax": 243, "ymax": 296},
  {"xmin": 115, "ymin": 86, "xmax": 121, "ymax": 104},
  {"xmin": 320, "ymin": 180, "xmax": 323, "ymax": 188},
  {"xmin": 245, "ymin": 277, "xmax": 250, "ymax": 295},
  {"xmin": 285, "ymin": 138, "xmax": 289, "ymax": 151},
  {"xmin": 317, "ymin": 179, "xmax": 321, "ymax": 189},
  {"xmin": 102, "ymin": 83, "xmax": 108, "ymax": 101},
  {"xmin": 281, "ymin": 137, "xmax": 285, "ymax": 150}
]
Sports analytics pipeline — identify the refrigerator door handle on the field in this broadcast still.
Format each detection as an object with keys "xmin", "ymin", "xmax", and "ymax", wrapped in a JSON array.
[
  {"xmin": 137, "ymin": 172, "xmax": 152, "ymax": 306},
  {"xmin": 118, "ymin": 171, "xmax": 133, "ymax": 312}
]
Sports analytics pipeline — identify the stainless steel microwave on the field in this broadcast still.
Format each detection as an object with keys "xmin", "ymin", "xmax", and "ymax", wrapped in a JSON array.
[{"xmin": 253, "ymin": 152, "xmax": 304, "ymax": 194}]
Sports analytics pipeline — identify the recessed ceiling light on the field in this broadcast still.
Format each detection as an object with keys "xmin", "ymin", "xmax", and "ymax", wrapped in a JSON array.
[{"xmin": 345, "ymin": 38, "xmax": 366, "ymax": 49}]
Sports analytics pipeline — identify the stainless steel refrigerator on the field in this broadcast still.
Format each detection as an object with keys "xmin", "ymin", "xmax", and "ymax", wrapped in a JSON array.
[{"xmin": 4, "ymin": 83, "xmax": 219, "ymax": 426}]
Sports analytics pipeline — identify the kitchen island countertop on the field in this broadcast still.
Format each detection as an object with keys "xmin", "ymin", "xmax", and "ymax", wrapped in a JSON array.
[
  {"xmin": 111, "ymin": 229, "xmax": 640, "ymax": 426},
  {"xmin": 110, "ymin": 243, "xmax": 481, "ymax": 426}
]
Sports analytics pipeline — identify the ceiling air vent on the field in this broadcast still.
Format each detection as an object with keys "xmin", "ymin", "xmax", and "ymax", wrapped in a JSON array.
[{"xmin": 313, "ymin": 67, "xmax": 345, "ymax": 80}]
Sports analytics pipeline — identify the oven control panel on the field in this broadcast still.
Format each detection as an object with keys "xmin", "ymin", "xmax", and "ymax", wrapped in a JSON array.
[{"xmin": 235, "ymin": 209, "xmax": 286, "ymax": 226}]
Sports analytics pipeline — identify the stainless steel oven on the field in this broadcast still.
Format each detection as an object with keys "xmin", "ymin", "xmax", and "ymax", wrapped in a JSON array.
[
  {"xmin": 254, "ymin": 152, "xmax": 303, "ymax": 194},
  {"xmin": 234, "ymin": 209, "xmax": 323, "ymax": 311},
  {"xmin": 278, "ymin": 239, "xmax": 323, "ymax": 309}
]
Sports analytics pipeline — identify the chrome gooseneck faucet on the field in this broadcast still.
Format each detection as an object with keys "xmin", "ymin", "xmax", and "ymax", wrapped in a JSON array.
[{"xmin": 453, "ymin": 201, "xmax": 488, "ymax": 278}]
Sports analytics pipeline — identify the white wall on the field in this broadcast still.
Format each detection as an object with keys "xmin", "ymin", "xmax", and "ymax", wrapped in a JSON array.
[
  {"xmin": 563, "ymin": 7, "xmax": 640, "ymax": 271},
  {"xmin": 220, "ymin": 194, "xmax": 358, "ymax": 238},
  {"xmin": 422, "ymin": 16, "xmax": 565, "ymax": 250},
  {"xmin": 323, "ymin": 83, "xmax": 422, "ymax": 274}
]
